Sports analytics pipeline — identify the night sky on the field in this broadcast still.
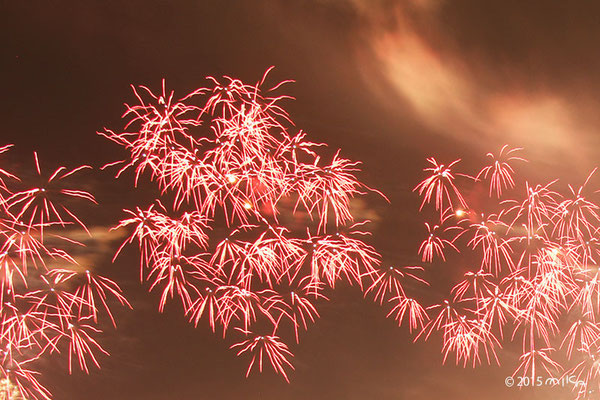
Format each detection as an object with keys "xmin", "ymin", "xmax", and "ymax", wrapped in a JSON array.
[{"xmin": 3, "ymin": 1, "xmax": 600, "ymax": 399}]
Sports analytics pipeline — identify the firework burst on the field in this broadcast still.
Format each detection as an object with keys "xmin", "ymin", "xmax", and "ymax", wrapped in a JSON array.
[
  {"xmin": 101, "ymin": 69, "xmax": 426, "ymax": 381},
  {"xmin": 415, "ymin": 145, "xmax": 600, "ymax": 397},
  {"xmin": 0, "ymin": 148, "xmax": 129, "ymax": 399}
]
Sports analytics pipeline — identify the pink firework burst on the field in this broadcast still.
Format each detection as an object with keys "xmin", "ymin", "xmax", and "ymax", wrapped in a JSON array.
[
  {"xmin": 414, "ymin": 146, "xmax": 600, "ymax": 396},
  {"xmin": 414, "ymin": 158, "xmax": 469, "ymax": 215},
  {"xmin": 476, "ymin": 145, "xmax": 526, "ymax": 198},
  {"xmin": 0, "ymin": 146, "xmax": 129, "ymax": 399},
  {"xmin": 100, "ymin": 69, "xmax": 421, "ymax": 382}
]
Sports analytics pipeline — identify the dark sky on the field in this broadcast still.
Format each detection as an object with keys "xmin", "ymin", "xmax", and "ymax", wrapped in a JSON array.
[{"xmin": 3, "ymin": 1, "xmax": 600, "ymax": 399}]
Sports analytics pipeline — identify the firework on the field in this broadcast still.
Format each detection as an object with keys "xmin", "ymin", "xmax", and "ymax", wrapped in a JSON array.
[
  {"xmin": 100, "ymin": 69, "xmax": 421, "ymax": 381},
  {"xmin": 0, "ymin": 148, "xmax": 129, "ymax": 399},
  {"xmin": 414, "ymin": 146, "xmax": 600, "ymax": 397}
]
